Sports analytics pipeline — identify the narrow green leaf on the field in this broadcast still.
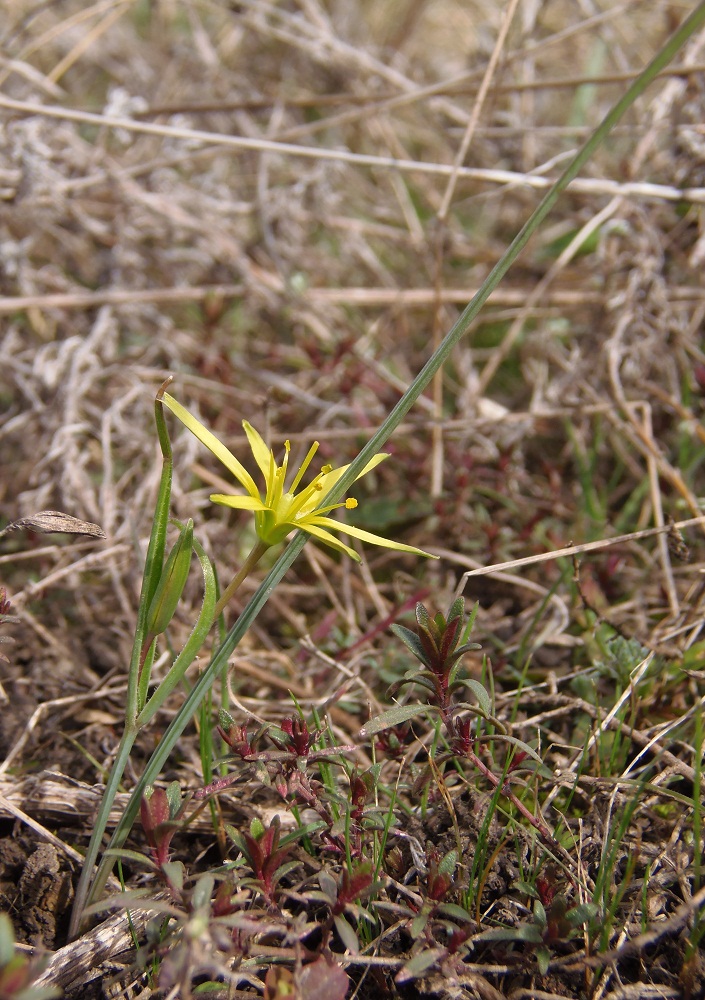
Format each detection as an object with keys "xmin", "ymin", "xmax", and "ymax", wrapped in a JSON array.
[
  {"xmin": 359, "ymin": 704, "xmax": 430, "ymax": 738},
  {"xmin": 452, "ymin": 641, "xmax": 482, "ymax": 659},
  {"xmin": 273, "ymin": 860, "xmax": 301, "ymax": 883},
  {"xmin": 194, "ymin": 982, "xmax": 226, "ymax": 995},
  {"xmin": 439, "ymin": 849, "xmax": 458, "ymax": 877},
  {"xmin": 567, "ymin": 903, "xmax": 600, "ymax": 925},
  {"xmin": 145, "ymin": 519, "xmax": 193, "ymax": 635},
  {"xmin": 82, "ymin": 888, "xmax": 178, "ymax": 920},
  {"xmin": 192, "ymin": 874, "xmax": 215, "ymax": 910},
  {"xmin": 437, "ymin": 902, "xmax": 474, "ymax": 922},
  {"xmin": 395, "ymin": 672, "xmax": 437, "ymax": 696},
  {"xmin": 101, "ymin": 847, "xmax": 157, "ymax": 867},
  {"xmin": 136, "ymin": 534, "xmax": 217, "ymax": 728},
  {"xmin": 219, "ymin": 708, "xmax": 236, "ymax": 731},
  {"xmin": 536, "ymin": 945, "xmax": 551, "ymax": 975},
  {"xmin": 0, "ymin": 913, "xmax": 16, "ymax": 966},
  {"xmin": 161, "ymin": 861, "xmax": 185, "ymax": 892},
  {"xmin": 489, "ymin": 734, "xmax": 545, "ymax": 766},
  {"xmin": 458, "ymin": 679, "xmax": 492, "ymax": 716},
  {"xmin": 415, "ymin": 603, "xmax": 431, "ymax": 630},
  {"xmin": 396, "ymin": 948, "xmax": 445, "ymax": 982},
  {"xmin": 334, "ymin": 913, "xmax": 360, "ymax": 954},
  {"xmin": 448, "ymin": 596, "xmax": 465, "ymax": 622},
  {"xmin": 279, "ymin": 820, "xmax": 327, "ymax": 848},
  {"xmin": 411, "ymin": 909, "xmax": 430, "ymax": 938},
  {"xmin": 475, "ymin": 924, "xmax": 542, "ymax": 943},
  {"xmin": 166, "ymin": 780, "xmax": 182, "ymax": 819},
  {"xmin": 390, "ymin": 623, "xmax": 432, "ymax": 668},
  {"xmin": 319, "ymin": 870, "xmax": 338, "ymax": 903},
  {"xmin": 368, "ymin": 762, "xmax": 382, "ymax": 785}
]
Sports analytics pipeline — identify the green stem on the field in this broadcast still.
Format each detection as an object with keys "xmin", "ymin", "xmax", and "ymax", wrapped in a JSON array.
[
  {"xmin": 213, "ymin": 539, "xmax": 269, "ymax": 621},
  {"xmin": 135, "ymin": 536, "xmax": 217, "ymax": 729},
  {"xmin": 83, "ymin": 538, "xmax": 308, "ymax": 915},
  {"xmin": 78, "ymin": 540, "xmax": 264, "ymax": 917},
  {"xmin": 69, "ymin": 388, "xmax": 175, "ymax": 938},
  {"xmin": 67, "ymin": 724, "xmax": 137, "ymax": 938}
]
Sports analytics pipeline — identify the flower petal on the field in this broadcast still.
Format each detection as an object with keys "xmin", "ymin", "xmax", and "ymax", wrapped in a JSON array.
[
  {"xmin": 307, "ymin": 517, "xmax": 437, "ymax": 558},
  {"xmin": 355, "ymin": 452, "xmax": 389, "ymax": 481},
  {"xmin": 210, "ymin": 493, "xmax": 269, "ymax": 511},
  {"xmin": 243, "ymin": 422, "xmax": 274, "ymax": 481},
  {"xmin": 162, "ymin": 393, "xmax": 260, "ymax": 499},
  {"xmin": 298, "ymin": 522, "xmax": 360, "ymax": 560},
  {"xmin": 315, "ymin": 453, "xmax": 389, "ymax": 500}
]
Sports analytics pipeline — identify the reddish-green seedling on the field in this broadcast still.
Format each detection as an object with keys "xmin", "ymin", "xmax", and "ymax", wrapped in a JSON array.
[{"xmin": 140, "ymin": 782, "xmax": 183, "ymax": 870}]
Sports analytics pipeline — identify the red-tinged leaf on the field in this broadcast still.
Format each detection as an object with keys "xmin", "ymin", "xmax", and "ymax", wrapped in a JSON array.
[
  {"xmin": 439, "ymin": 615, "xmax": 461, "ymax": 662},
  {"xmin": 141, "ymin": 786, "xmax": 170, "ymax": 835},
  {"xmin": 341, "ymin": 862, "xmax": 374, "ymax": 902},
  {"xmin": 0, "ymin": 955, "xmax": 32, "ymax": 994},
  {"xmin": 300, "ymin": 957, "xmax": 349, "ymax": 1000},
  {"xmin": 418, "ymin": 629, "xmax": 440, "ymax": 667}
]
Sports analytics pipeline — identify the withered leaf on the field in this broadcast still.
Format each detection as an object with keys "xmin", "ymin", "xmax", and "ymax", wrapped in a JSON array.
[{"xmin": 0, "ymin": 510, "xmax": 106, "ymax": 539}]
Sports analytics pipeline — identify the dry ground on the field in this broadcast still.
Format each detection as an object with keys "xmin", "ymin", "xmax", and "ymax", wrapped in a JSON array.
[{"xmin": 2, "ymin": 1, "xmax": 705, "ymax": 998}]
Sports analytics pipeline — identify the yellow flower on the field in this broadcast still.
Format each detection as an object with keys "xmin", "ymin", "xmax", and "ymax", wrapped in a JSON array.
[{"xmin": 161, "ymin": 393, "xmax": 435, "ymax": 561}]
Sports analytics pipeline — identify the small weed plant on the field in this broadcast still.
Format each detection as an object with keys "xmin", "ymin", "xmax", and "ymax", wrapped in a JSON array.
[{"xmin": 62, "ymin": 375, "xmax": 607, "ymax": 995}]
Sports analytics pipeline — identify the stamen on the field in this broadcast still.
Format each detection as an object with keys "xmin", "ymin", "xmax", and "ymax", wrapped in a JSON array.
[
  {"xmin": 280, "ymin": 441, "xmax": 290, "ymax": 481},
  {"xmin": 289, "ymin": 441, "xmax": 320, "ymax": 494},
  {"xmin": 313, "ymin": 500, "xmax": 353, "ymax": 516},
  {"xmin": 283, "ymin": 474, "xmax": 329, "ymax": 520}
]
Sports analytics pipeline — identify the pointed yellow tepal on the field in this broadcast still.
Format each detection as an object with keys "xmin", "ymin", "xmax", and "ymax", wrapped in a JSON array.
[{"xmin": 160, "ymin": 392, "xmax": 437, "ymax": 561}]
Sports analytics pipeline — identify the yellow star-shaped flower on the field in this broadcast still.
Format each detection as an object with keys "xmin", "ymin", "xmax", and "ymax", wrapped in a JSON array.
[{"xmin": 161, "ymin": 393, "xmax": 435, "ymax": 561}]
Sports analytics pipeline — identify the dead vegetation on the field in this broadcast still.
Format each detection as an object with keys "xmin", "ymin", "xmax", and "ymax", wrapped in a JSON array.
[{"xmin": 2, "ymin": 1, "xmax": 705, "ymax": 997}]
